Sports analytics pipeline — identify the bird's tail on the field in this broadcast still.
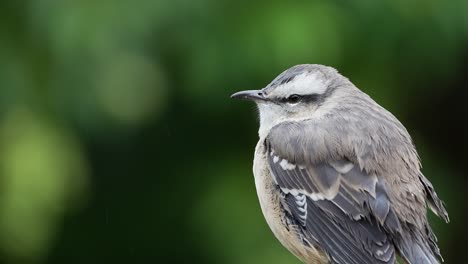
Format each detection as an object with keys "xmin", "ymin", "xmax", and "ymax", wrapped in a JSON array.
[
  {"xmin": 397, "ymin": 228, "xmax": 442, "ymax": 264},
  {"xmin": 419, "ymin": 175, "xmax": 449, "ymax": 223}
]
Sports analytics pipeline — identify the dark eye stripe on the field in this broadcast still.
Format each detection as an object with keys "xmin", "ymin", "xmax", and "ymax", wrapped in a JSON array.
[
  {"xmin": 277, "ymin": 94, "xmax": 320, "ymax": 104},
  {"xmin": 302, "ymin": 94, "xmax": 320, "ymax": 102}
]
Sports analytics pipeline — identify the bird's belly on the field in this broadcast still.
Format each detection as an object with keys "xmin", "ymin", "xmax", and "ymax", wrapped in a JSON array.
[{"xmin": 253, "ymin": 140, "xmax": 327, "ymax": 264}]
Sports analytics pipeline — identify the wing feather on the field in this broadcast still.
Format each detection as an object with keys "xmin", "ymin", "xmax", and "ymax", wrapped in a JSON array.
[
  {"xmin": 266, "ymin": 119, "xmax": 446, "ymax": 264},
  {"xmin": 267, "ymin": 144, "xmax": 398, "ymax": 263}
]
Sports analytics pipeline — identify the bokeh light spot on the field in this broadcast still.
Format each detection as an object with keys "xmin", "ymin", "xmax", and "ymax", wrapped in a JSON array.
[
  {"xmin": 95, "ymin": 52, "xmax": 168, "ymax": 127},
  {"xmin": 0, "ymin": 108, "xmax": 89, "ymax": 262}
]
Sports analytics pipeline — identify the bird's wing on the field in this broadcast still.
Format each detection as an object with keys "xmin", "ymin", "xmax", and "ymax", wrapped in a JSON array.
[{"xmin": 266, "ymin": 128, "xmax": 402, "ymax": 264}]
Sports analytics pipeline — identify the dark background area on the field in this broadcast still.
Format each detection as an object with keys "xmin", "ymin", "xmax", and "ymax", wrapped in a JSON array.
[{"xmin": 0, "ymin": 1, "xmax": 467, "ymax": 263}]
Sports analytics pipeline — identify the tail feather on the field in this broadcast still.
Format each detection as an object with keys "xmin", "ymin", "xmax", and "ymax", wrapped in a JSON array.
[
  {"xmin": 397, "ymin": 231, "xmax": 441, "ymax": 264},
  {"xmin": 420, "ymin": 175, "xmax": 449, "ymax": 223}
]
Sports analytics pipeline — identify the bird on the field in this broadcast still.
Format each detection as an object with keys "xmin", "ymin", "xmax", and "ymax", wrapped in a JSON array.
[{"xmin": 231, "ymin": 64, "xmax": 449, "ymax": 264}]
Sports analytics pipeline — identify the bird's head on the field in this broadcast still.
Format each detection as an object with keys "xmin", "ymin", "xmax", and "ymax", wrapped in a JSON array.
[{"xmin": 231, "ymin": 64, "xmax": 351, "ymax": 137}]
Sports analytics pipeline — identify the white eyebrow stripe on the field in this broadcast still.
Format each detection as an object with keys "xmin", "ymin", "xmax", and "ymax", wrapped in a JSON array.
[{"xmin": 269, "ymin": 72, "xmax": 329, "ymax": 98}]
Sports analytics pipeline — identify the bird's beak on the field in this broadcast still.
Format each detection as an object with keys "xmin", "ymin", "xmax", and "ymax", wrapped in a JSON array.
[{"xmin": 230, "ymin": 90, "xmax": 268, "ymax": 102}]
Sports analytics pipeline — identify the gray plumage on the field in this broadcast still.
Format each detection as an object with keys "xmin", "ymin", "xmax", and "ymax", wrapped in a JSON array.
[{"xmin": 231, "ymin": 64, "xmax": 448, "ymax": 264}]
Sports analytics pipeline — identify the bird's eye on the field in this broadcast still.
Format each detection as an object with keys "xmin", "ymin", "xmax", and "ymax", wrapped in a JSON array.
[{"xmin": 287, "ymin": 94, "xmax": 302, "ymax": 104}]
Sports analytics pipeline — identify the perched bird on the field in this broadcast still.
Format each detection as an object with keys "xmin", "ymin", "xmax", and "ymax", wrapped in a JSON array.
[{"xmin": 231, "ymin": 64, "xmax": 449, "ymax": 264}]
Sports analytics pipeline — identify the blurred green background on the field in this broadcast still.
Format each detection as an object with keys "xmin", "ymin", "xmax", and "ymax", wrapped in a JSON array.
[{"xmin": 0, "ymin": 0, "xmax": 466, "ymax": 263}]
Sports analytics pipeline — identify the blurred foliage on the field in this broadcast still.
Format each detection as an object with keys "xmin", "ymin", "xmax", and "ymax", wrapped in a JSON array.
[
  {"xmin": 0, "ymin": 0, "xmax": 467, "ymax": 263},
  {"xmin": 0, "ymin": 109, "xmax": 88, "ymax": 262}
]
